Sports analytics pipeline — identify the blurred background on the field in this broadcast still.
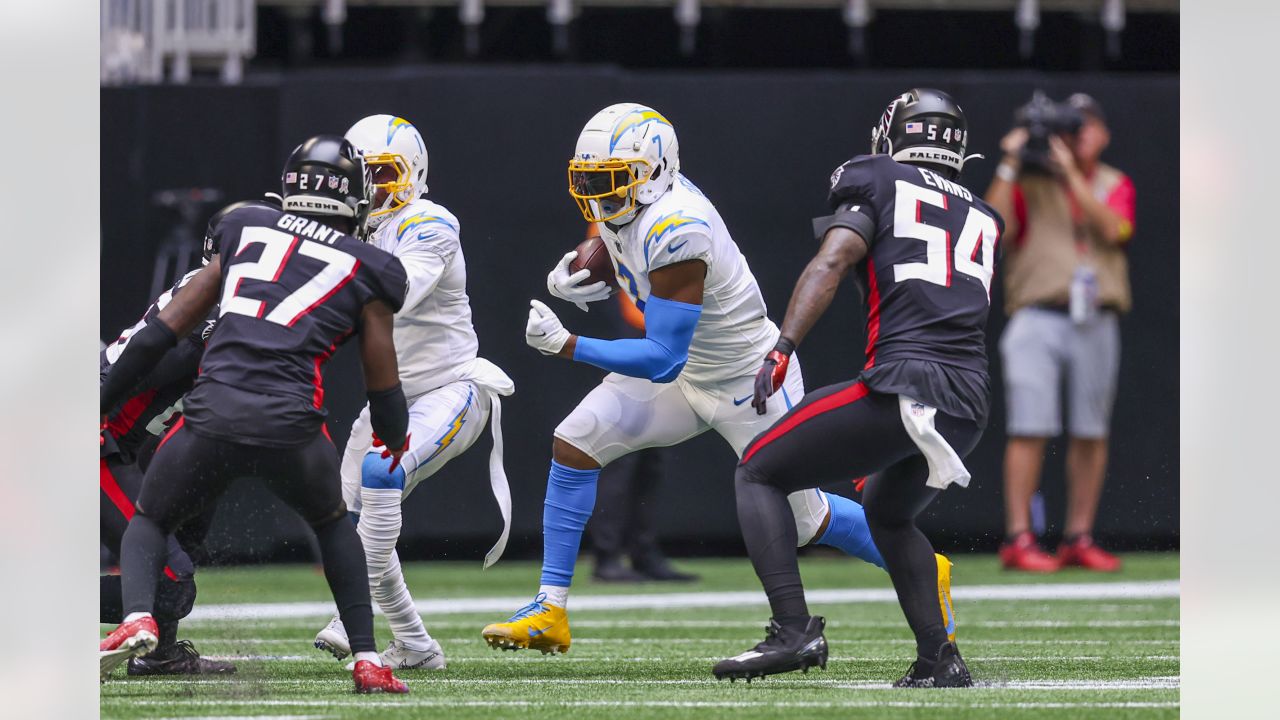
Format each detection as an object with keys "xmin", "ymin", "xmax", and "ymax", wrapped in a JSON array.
[{"xmin": 99, "ymin": 0, "xmax": 1178, "ymax": 565}]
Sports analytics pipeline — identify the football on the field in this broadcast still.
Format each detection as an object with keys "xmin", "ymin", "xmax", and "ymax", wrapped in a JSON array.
[{"xmin": 568, "ymin": 234, "xmax": 620, "ymax": 291}]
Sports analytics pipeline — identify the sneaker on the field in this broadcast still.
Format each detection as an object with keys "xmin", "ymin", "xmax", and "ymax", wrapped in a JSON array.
[
  {"xmin": 893, "ymin": 641, "xmax": 973, "ymax": 688},
  {"xmin": 127, "ymin": 639, "xmax": 237, "ymax": 676},
  {"xmin": 381, "ymin": 638, "xmax": 446, "ymax": 670},
  {"xmin": 352, "ymin": 659, "xmax": 409, "ymax": 694},
  {"xmin": 935, "ymin": 553, "xmax": 956, "ymax": 644},
  {"xmin": 315, "ymin": 614, "xmax": 351, "ymax": 660},
  {"xmin": 100, "ymin": 615, "xmax": 159, "ymax": 680},
  {"xmin": 712, "ymin": 617, "xmax": 828, "ymax": 682},
  {"xmin": 999, "ymin": 532, "xmax": 1060, "ymax": 573},
  {"xmin": 1057, "ymin": 535, "xmax": 1122, "ymax": 572},
  {"xmin": 481, "ymin": 593, "xmax": 571, "ymax": 654}
]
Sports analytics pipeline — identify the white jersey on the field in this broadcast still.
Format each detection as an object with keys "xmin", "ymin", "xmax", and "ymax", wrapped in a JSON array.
[
  {"xmin": 368, "ymin": 198, "xmax": 479, "ymax": 399},
  {"xmin": 598, "ymin": 173, "xmax": 778, "ymax": 385}
]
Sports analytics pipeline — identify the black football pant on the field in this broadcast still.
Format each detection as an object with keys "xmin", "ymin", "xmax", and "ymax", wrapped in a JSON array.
[
  {"xmin": 120, "ymin": 421, "xmax": 377, "ymax": 655},
  {"xmin": 736, "ymin": 379, "xmax": 982, "ymax": 658},
  {"xmin": 100, "ymin": 454, "xmax": 196, "ymax": 650}
]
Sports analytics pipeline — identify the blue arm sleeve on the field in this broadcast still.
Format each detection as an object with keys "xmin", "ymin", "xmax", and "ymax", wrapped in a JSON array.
[{"xmin": 572, "ymin": 295, "xmax": 701, "ymax": 383}]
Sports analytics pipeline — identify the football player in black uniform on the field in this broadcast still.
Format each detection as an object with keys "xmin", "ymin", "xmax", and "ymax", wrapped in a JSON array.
[
  {"xmin": 98, "ymin": 135, "xmax": 413, "ymax": 694},
  {"xmin": 714, "ymin": 89, "xmax": 1002, "ymax": 687},
  {"xmin": 100, "ymin": 199, "xmax": 274, "ymax": 676}
]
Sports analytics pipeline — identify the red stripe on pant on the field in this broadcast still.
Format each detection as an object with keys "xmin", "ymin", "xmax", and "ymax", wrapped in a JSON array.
[
  {"xmin": 156, "ymin": 416, "xmax": 185, "ymax": 451},
  {"xmin": 100, "ymin": 458, "xmax": 179, "ymax": 582},
  {"xmin": 742, "ymin": 381, "xmax": 870, "ymax": 464}
]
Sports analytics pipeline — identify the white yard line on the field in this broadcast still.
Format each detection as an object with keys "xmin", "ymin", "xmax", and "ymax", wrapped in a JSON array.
[
  {"xmin": 125, "ymin": 699, "xmax": 1179, "ymax": 709},
  {"xmin": 186, "ymin": 580, "xmax": 1179, "ymax": 621},
  {"xmin": 127, "ymin": 675, "xmax": 1181, "ymax": 687},
  {"xmin": 204, "ymin": 637, "xmax": 1177, "ymax": 646}
]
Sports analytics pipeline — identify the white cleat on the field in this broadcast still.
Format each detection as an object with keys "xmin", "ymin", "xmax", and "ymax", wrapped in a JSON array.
[
  {"xmin": 344, "ymin": 639, "xmax": 447, "ymax": 671},
  {"xmin": 382, "ymin": 639, "xmax": 447, "ymax": 670},
  {"xmin": 314, "ymin": 615, "xmax": 351, "ymax": 660}
]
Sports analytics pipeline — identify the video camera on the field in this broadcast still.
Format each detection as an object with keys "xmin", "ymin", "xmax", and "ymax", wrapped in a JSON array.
[{"xmin": 1014, "ymin": 91, "xmax": 1084, "ymax": 174}]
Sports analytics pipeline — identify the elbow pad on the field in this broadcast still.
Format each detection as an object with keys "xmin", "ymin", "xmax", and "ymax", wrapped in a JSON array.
[
  {"xmin": 367, "ymin": 383, "xmax": 409, "ymax": 451},
  {"xmin": 101, "ymin": 316, "xmax": 178, "ymax": 416}
]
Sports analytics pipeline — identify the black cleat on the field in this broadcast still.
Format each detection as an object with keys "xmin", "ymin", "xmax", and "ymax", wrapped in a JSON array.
[
  {"xmin": 713, "ymin": 617, "xmax": 827, "ymax": 682},
  {"xmin": 893, "ymin": 641, "xmax": 972, "ymax": 688},
  {"xmin": 127, "ymin": 640, "xmax": 237, "ymax": 676}
]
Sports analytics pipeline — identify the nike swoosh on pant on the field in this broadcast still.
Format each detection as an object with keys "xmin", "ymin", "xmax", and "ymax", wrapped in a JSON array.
[{"xmin": 732, "ymin": 395, "xmax": 752, "ymax": 406}]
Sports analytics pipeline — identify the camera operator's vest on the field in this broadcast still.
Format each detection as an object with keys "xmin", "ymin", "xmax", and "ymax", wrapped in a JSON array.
[{"xmin": 1002, "ymin": 163, "xmax": 1133, "ymax": 316}]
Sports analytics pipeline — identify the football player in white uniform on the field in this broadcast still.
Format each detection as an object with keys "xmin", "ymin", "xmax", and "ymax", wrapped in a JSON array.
[
  {"xmin": 480, "ymin": 103, "xmax": 891, "ymax": 655},
  {"xmin": 313, "ymin": 115, "xmax": 515, "ymax": 670}
]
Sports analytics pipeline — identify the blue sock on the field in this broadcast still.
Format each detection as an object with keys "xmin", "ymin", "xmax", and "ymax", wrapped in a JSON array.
[
  {"xmin": 817, "ymin": 491, "xmax": 885, "ymax": 568},
  {"xmin": 539, "ymin": 461, "xmax": 601, "ymax": 587}
]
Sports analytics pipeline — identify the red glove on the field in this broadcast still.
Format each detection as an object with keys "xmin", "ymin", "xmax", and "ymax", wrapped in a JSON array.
[
  {"xmin": 751, "ymin": 338, "xmax": 796, "ymax": 416},
  {"xmin": 371, "ymin": 431, "xmax": 412, "ymax": 473}
]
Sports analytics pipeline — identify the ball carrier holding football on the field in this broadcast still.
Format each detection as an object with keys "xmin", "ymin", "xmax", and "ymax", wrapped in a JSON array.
[
  {"xmin": 714, "ymin": 89, "xmax": 1002, "ymax": 687},
  {"xmin": 481, "ymin": 102, "xmax": 897, "ymax": 654}
]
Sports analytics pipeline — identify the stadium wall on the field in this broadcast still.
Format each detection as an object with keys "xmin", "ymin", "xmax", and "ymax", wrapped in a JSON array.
[{"xmin": 100, "ymin": 66, "xmax": 1178, "ymax": 562}]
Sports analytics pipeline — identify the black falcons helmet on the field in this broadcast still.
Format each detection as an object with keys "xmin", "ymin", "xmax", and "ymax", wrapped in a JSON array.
[
  {"xmin": 202, "ymin": 198, "xmax": 280, "ymax": 264},
  {"xmin": 280, "ymin": 134, "xmax": 373, "ymax": 235},
  {"xmin": 870, "ymin": 88, "xmax": 975, "ymax": 179}
]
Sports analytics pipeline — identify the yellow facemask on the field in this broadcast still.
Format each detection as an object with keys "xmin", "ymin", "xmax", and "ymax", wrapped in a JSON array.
[
  {"xmin": 363, "ymin": 152, "xmax": 414, "ymax": 218},
  {"xmin": 567, "ymin": 158, "xmax": 651, "ymax": 223}
]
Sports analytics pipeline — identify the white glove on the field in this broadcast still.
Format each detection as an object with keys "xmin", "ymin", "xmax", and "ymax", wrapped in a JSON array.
[
  {"xmin": 525, "ymin": 299, "xmax": 571, "ymax": 355},
  {"xmin": 547, "ymin": 251, "xmax": 612, "ymax": 312}
]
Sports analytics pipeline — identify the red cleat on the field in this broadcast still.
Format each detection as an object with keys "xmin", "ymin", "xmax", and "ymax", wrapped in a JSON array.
[
  {"xmin": 999, "ymin": 532, "xmax": 1060, "ymax": 573},
  {"xmin": 100, "ymin": 615, "xmax": 159, "ymax": 680},
  {"xmin": 352, "ymin": 660, "xmax": 410, "ymax": 694},
  {"xmin": 1057, "ymin": 535, "xmax": 1122, "ymax": 572}
]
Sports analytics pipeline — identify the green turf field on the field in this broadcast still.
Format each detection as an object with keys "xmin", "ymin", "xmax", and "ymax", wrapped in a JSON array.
[{"xmin": 100, "ymin": 553, "xmax": 1179, "ymax": 719}]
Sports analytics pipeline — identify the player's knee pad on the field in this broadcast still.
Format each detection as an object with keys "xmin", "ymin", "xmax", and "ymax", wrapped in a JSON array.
[
  {"xmin": 154, "ymin": 576, "xmax": 197, "ymax": 622},
  {"xmin": 361, "ymin": 452, "xmax": 407, "ymax": 491},
  {"xmin": 553, "ymin": 411, "xmax": 600, "ymax": 456}
]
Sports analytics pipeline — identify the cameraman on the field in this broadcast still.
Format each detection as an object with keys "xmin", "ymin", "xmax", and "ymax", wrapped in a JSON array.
[{"xmin": 985, "ymin": 93, "xmax": 1135, "ymax": 573}]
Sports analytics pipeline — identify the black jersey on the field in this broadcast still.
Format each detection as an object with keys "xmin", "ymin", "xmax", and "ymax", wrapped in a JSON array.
[
  {"xmin": 815, "ymin": 154, "xmax": 1003, "ymax": 423},
  {"xmin": 183, "ymin": 204, "xmax": 407, "ymax": 447},
  {"xmin": 101, "ymin": 269, "xmax": 218, "ymax": 460}
]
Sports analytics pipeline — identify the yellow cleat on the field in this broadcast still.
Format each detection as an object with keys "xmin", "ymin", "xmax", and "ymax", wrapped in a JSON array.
[
  {"xmin": 481, "ymin": 593, "xmax": 571, "ymax": 655},
  {"xmin": 936, "ymin": 553, "xmax": 956, "ymax": 644}
]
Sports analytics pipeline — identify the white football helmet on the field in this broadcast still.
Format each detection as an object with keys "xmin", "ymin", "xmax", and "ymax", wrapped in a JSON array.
[
  {"xmin": 344, "ymin": 114, "xmax": 429, "ymax": 229},
  {"xmin": 568, "ymin": 103, "xmax": 680, "ymax": 225}
]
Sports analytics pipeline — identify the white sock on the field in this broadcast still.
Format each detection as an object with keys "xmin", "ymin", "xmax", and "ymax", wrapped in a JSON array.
[
  {"xmin": 354, "ymin": 651, "xmax": 382, "ymax": 666},
  {"xmin": 375, "ymin": 551, "xmax": 432, "ymax": 649},
  {"xmin": 538, "ymin": 584, "xmax": 569, "ymax": 609},
  {"xmin": 358, "ymin": 486, "xmax": 404, "ymax": 587},
  {"xmin": 123, "ymin": 612, "xmax": 152, "ymax": 624}
]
